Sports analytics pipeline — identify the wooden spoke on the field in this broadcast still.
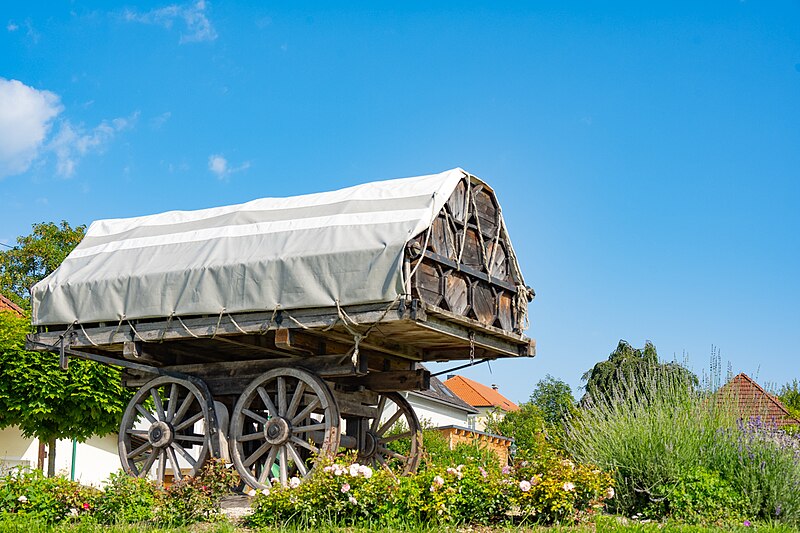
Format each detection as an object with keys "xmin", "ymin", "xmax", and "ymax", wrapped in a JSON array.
[
  {"xmin": 156, "ymin": 450, "xmax": 165, "ymax": 483},
  {"xmin": 258, "ymin": 446, "xmax": 280, "ymax": 485},
  {"xmin": 257, "ymin": 386, "xmax": 278, "ymax": 415},
  {"xmin": 286, "ymin": 443, "xmax": 308, "ymax": 477},
  {"xmin": 286, "ymin": 382, "xmax": 305, "ymax": 419},
  {"xmin": 291, "ymin": 398, "xmax": 320, "ymax": 425},
  {"xmin": 359, "ymin": 392, "xmax": 422, "ymax": 476},
  {"xmin": 378, "ymin": 446, "xmax": 408, "ymax": 461},
  {"xmin": 293, "ymin": 422, "xmax": 326, "ymax": 434},
  {"xmin": 135, "ymin": 404, "xmax": 157, "ymax": 424},
  {"xmin": 290, "ymin": 436, "xmax": 319, "ymax": 454},
  {"xmin": 230, "ymin": 367, "xmax": 340, "ymax": 490},
  {"xmin": 174, "ymin": 433, "xmax": 205, "ymax": 443},
  {"xmin": 243, "ymin": 441, "xmax": 271, "ymax": 468},
  {"xmin": 139, "ymin": 451, "xmax": 158, "ymax": 477},
  {"xmin": 376, "ymin": 409, "xmax": 404, "ymax": 437},
  {"xmin": 277, "ymin": 377, "xmax": 287, "ymax": 416},
  {"xmin": 279, "ymin": 446, "xmax": 288, "ymax": 486},
  {"xmin": 171, "ymin": 394, "xmax": 195, "ymax": 425},
  {"xmin": 150, "ymin": 389, "xmax": 165, "ymax": 421},
  {"xmin": 243, "ymin": 408, "xmax": 268, "ymax": 425},
  {"xmin": 371, "ymin": 396, "xmax": 386, "ymax": 432},
  {"xmin": 127, "ymin": 440, "xmax": 152, "ymax": 459},
  {"xmin": 382, "ymin": 431, "xmax": 413, "ymax": 443},
  {"xmin": 166, "ymin": 383, "xmax": 178, "ymax": 421},
  {"xmin": 166, "ymin": 447, "xmax": 182, "ymax": 480},
  {"xmin": 173, "ymin": 411, "xmax": 204, "ymax": 432},
  {"xmin": 238, "ymin": 431, "xmax": 265, "ymax": 442},
  {"xmin": 171, "ymin": 442, "xmax": 197, "ymax": 468},
  {"xmin": 118, "ymin": 376, "xmax": 216, "ymax": 483}
]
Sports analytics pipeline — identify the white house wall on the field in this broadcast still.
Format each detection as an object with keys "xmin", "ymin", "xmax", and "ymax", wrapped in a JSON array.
[
  {"xmin": 0, "ymin": 426, "xmax": 120, "ymax": 486},
  {"xmin": 404, "ymin": 393, "xmax": 473, "ymax": 428}
]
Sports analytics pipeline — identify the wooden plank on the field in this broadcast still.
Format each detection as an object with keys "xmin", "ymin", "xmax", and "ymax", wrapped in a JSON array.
[
  {"xmin": 336, "ymin": 369, "xmax": 430, "ymax": 392},
  {"xmin": 29, "ymin": 301, "xmax": 409, "ymax": 349},
  {"xmin": 421, "ymin": 250, "xmax": 517, "ymax": 292},
  {"xmin": 416, "ymin": 304, "xmax": 527, "ymax": 358}
]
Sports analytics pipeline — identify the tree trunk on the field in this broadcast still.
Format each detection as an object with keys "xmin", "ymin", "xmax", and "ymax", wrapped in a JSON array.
[
  {"xmin": 47, "ymin": 437, "xmax": 57, "ymax": 477},
  {"xmin": 37, "ymin": 441, "xmax": 46, "ymax": 472}
]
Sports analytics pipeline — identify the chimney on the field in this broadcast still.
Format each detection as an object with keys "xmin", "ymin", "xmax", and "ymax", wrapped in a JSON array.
[
  {"xmin": 492, "ymin": 384, "xmax": 498, "ymax": 391},
  {"xmin": 447, "ymin": 374, "xmax": 456, "ymax": 380}
]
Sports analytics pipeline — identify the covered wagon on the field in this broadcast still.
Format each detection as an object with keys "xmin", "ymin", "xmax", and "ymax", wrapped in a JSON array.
[{"xmin": 27, "ymin": 168, "xmax": 535, "ymax": 490}]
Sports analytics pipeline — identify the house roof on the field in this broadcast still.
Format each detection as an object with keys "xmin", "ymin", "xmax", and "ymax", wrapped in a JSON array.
[
  {"xmin": 443, "ymin": 375, "xmax": 519, "ymax": 412},
  {"xmin": 719, "ymin": 373, "xmax": 800, "ymax": 427},
  {"xmin": 411, "ymin": 372, "xmax": 479, "ymax": 414},
  {"xmin": 0, "ymin": 294, "xmax": 24, "ymax": 316}
]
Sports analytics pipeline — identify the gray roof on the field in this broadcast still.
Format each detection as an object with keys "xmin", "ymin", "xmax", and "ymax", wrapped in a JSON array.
[{"xmin": 412, "ymin": 366, "xmax": 478, "ymax": 413}]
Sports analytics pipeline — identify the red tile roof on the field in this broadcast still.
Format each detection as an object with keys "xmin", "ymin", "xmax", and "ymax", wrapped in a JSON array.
[
  {"xmin": 0, "ymin": 294, "xmax": 24, "ymax": 316},
  {"xmin": 719, "ymin": 373, "xmax": 799, "ymax": 427},
  {"xmin": 443, "ymin": 375, "xmax": 519, "ymax": 412}
]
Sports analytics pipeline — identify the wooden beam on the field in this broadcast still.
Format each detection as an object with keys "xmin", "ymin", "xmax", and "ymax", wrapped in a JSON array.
[{"xmin": 335, "ymin": 369, "xmax": 430, "ymax": 392}]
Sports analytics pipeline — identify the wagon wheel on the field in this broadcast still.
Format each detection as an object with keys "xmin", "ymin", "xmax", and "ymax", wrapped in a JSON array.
[
  {"xmin": 230, "ymin": 367, "xmax": 341, "ymax": 490},
  {"xmin": 118, "ymin": 376, "xmax": 215, "ymax": 484},
  {"xmin": 360, "ymin": 392, "xmax": 422, "ymax": 475}
]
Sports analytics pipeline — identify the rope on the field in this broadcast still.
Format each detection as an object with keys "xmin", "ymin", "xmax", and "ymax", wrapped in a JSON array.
[
  {"xmin": 362, "ymin": 293, "xmax": 402, "ymax": 339},
  {"xmin": 211, "ymin": 309, "xmax": 224, "ymax": 338},
  {"xmin": 486, "ymin": 205, "xmax": 503, "ymax": 278},
  {"xmin": 285, "ymin": 313, "xmax": 310, "ymax": 330},
  {"xmin": 126, "ymin": 319, "xmax": 147, "ymax": 342},
  {"xmin": 405, "ymin": 192, "xmax": 437, "ymax": 290},
  {"xmin": 159, "ymin": 314, "xmax": 174, "ymax": 343},
  {"xmin": 76, "ymin": 322, "xmax": 99, "ymax": 347},
  {"xmin": 470, "ymin": 188, "xmax": 492, "ymax": 275},
  {"xmin": 455, "ymin": 177, "xmax": 471, "ymax": 267},
  {"xmin": 176, "ymin": 316, "xmax": 200, "ymax": 338},
  {"xmin": 259, "ymin": 306, "xmax": 281, "ymax": 335},
  {"xmin": 227, "ymin": 312, "xmax": 248, "ymax": 335}
]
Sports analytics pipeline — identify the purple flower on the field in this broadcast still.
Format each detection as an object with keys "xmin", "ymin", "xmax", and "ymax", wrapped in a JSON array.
[{"xmin": 743, "ymin": 520, "xmax": 751, "ymax": 527}]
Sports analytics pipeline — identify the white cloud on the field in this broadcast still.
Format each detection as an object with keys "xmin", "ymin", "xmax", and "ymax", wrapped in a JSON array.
[
  {"xmin": 208, "ymin": 154, "xmax": 250, "ymax": 180},
  {"xmin": 124, "ymin": 0, "xmax": 217, "ymax": 44},
  {"xmin": 49, "ymin": 112, "xmax": 139, "ymax": 178},
  {"xmin": 150, "ymin": 111, "xmax": 171, "ymax": 129},
  {"xmin": 0, "ymin": 78, "xmax": 63, "ymax": 178},
  {"xmin": 7, "ymin": 22, "xmax": 18, "ymax": 32}
]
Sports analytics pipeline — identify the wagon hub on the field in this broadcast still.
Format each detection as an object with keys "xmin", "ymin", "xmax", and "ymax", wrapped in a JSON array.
[
  {"xmin": 264, "ymin": 417, "xmax": 291, "ymax": 445},
  {"xmin": 362, "ymin": 430, "xmax": 379, "ymax": 459},
  {"xmin": 148, "ymin": 421, "xmax": 174, "ymax": 448}
]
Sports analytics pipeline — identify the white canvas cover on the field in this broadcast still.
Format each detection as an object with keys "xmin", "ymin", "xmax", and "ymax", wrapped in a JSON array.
[{"xmin": 31, "ymin": 168, "xmax": 468, "ymax": 325}]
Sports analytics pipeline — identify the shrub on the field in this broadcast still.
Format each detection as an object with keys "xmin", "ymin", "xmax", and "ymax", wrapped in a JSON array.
[
  {"xmin": 154, "ymin": 458, "xmax": 239, "ymax": 526},
  {"xmin": 0, "ymin": 467, "xmax": 97, "ymax": 524},
  {"xmin": 565, "ymin": 368, "xmax": 800, "ymax": 525},
  {"xmin": 510, "ymin": 455, "xmax": 614, "ymax": 524},
  {"xmin": 247, "ymin": 451, "xmax": 613, "ymax": 528},
  {"xmin": 91, "ymin": 471, "xmax": 159, "ymax": 525}
]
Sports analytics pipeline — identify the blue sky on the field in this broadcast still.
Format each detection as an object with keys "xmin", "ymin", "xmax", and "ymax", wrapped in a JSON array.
[{"xmin": 1, "ymin": 1, "xmax": 798, "ymax": 403}]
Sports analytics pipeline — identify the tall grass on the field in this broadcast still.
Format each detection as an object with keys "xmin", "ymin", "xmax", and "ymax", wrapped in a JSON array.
[{"xmin": 565, "ymin": 368, "xmax": 800, "ymax": 524}]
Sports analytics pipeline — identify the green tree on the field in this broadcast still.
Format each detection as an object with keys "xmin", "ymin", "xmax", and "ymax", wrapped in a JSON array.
[
  {"xmin": 0, "ymin": 221, "xmax": 130, "ymax": 476},
  {"xmin": 582, "ymin": 340, "xmax": 698, "ymax": 404},
  {"xmin": 530, "ymin": 374, "xmax": 576, "ymax": 427},
  {"xmin": 778, "ymin": 380, "xmax": 800, "ymax": 421},
  {"xmin": 0, "ymin": 311, "xmax": 131, "ymax": 476},
  {"xmin": 0, "ymin": 221, "xmax": 85, "ymax": 309},
  {"xmin": 485, "ymin": 401, "xmax": 550, "ymax": 458}
]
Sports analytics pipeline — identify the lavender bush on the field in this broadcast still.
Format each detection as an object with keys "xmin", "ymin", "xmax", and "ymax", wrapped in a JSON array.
[{"xmin": 565, "ymin": 369, "xmax": 800, "ymax": 524}]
